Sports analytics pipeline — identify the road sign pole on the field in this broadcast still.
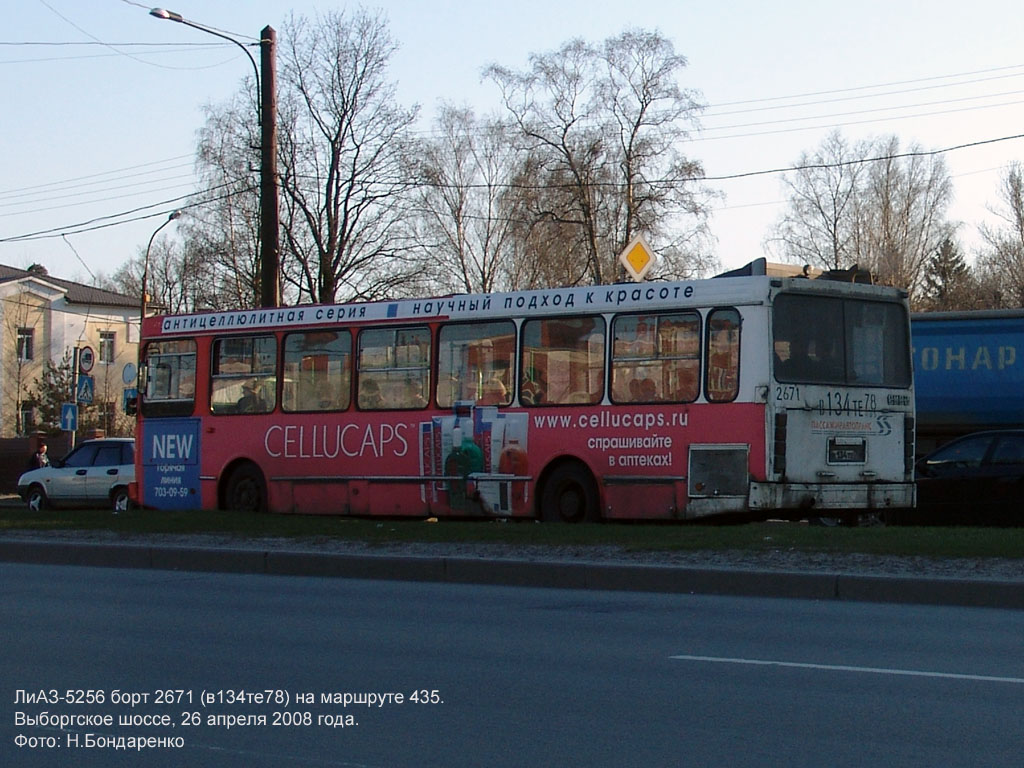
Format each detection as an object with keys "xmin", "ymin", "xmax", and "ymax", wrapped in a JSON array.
[{"xmin": 70, "ymin": 348, "xmax": 79, "ymax": 448}]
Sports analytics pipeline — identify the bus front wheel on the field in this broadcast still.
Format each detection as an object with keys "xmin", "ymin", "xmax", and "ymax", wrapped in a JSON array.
[
  {"xmin": 224, "ymin": 464, "xmax": 267, "ymax": 513},
  {"xmin": 540, "ymin": 464, "xmax": 597, "ymax": 523}
]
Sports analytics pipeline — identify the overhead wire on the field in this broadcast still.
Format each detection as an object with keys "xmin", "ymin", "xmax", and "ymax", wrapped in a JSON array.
[
  {"xmin": 3, "ymin": 40, "xmax": 1024, "ymax": 243},
  {"xmin": 4, "ymin": 128, "xmax": 1023, "ymax": 242},
  {"xmin": 0, "ymin": 184, "xmax": 248, "ymax": 243}
]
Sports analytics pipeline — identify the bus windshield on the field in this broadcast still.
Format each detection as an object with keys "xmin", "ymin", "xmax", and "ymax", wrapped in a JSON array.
[{"xmin": 773, "ymin": 294, "xmax": 910, "ymax": 387}]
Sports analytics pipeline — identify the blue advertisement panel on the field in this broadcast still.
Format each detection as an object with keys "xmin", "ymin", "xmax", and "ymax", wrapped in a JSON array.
[
  {"xmin": 912, "ymin": 314, "xmax": 1024, "ymax": 430},
  {"xmin": 142, "ymin": 418, "xmax": 201, "ymax": 509}
]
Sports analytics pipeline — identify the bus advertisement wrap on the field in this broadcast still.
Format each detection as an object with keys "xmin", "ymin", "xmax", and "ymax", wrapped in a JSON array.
[{"xmin": 142, "ymin": 418, "xmax": 201, "ymax": 510}]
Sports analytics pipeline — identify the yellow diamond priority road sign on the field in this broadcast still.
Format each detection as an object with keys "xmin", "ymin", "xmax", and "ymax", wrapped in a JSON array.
[{"xmin": 619, "ymin": 235, "xmax": 657, "ymax": 281}]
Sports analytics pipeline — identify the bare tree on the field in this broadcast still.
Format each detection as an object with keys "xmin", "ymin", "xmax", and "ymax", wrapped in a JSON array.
[
  {"xmin": 600, "ymin": 30, "xmax": 717, "ymax": 279},
  {"xmin": 277, "ymin": 9, "xmax": 422, "ymax": 303},
  {"xmin": 855, "ymin": 136, "xmax": 955, "ymax": 298},
  {"xmin": 766, "ymin": 131, "xmax": 867, "ymax": 270},
  {"xmin": 770, "ymin": 132, "xmax": 955, "ymax": 300},
  {"xmin": 412, "ymin": 106, "xmax": 526, "ymax": 293},
  {"xmin": 485, "ymin": 29, "xmax": 715, "ymax": 286},
  {"xmin": 192, "ymin": 91, "xmax": 264, "ymax": 307},
  {"xmin": 187, "ymin": 9, "xmax": 423, "ymax": 306},
  {"xmin": 977, "ymin": 163, "xmax": 1024, "ymax": 306},
  {"xmin": 111, "ymin": 233, "xmax": 211, "ymax": 315},
  {"xmin": 3, "ymin": 289, "xmax": 45, "ymax": 435}
]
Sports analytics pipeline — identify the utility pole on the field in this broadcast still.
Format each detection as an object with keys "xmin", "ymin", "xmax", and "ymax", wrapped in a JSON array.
[
  {"xmin": 259, "ymin": 26, "xmax": 280, "ymax": 308},
  {"xmin": 150, "ymin": 10, "xmax": 280, "ymax": 308}
]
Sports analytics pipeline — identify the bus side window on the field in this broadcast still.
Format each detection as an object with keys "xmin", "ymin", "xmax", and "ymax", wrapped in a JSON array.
[
  {"xmin": 705, "ymin": 308, "xmax": 740, "ymax": 402},
  {"xmin": 611, "ymin": 312, "xmax": 700, "ymax": 404},
  {"xmin": 282, "ymin": 330, "xmax": 351, "ymax": 413},
  {"xmin": 437, "ymin": 321, "xmax": 515, "ymax": 409},
  {"xmin": 521, "ymin": 316, "xmax": 604, "ymax": 406},
  {"xmin": 211, "ymin": 335, "xmax": 277, "ymax": 415},
  {"xmin": 357, "ymin": 326, "xmax": 431, "ymax": 410},
  {"xmin": 141, "ymin": 339, "xmax": 197, "ymax": 418}
]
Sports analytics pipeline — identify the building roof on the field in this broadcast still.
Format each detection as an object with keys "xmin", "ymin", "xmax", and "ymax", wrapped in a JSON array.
[{"xmin": 0, "ymin": 263, "xmax": 138, "ymax": 309}]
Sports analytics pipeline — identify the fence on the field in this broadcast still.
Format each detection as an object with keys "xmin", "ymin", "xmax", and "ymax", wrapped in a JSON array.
[{"xmin": 0, "ymin": 433, "xmax": 74, "ymax": 494}]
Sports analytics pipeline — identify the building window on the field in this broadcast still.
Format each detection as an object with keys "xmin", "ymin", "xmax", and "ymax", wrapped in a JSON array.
[
  {"xmin": 17, "ymin": 328, "xmax": 34, "ymax": 361},
  {"xmin": 20, "ymin": 404, "xmax": 35, "ymax": 434},
  {"xmin": 99, "ymin": 331, "xmax": 116, "ymax": 363}
]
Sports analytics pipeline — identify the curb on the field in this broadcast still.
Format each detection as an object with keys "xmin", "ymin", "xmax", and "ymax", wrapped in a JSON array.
[{"xmin": 1, "ymin": 539, "xmax": 1021, "ymax": 610}]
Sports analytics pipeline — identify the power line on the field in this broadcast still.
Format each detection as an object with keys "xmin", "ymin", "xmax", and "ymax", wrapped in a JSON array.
[
  {"xmin": 701, "ymin": 87, "xmax": 1024, "ymax": 133},
  {"xmin": 6, "ymin": 128, "xmax": 1022, "ymax": 244},
  {"xmin": 0, "ymin": 155, "xmax": 194, "ymax": 200},
  {"xmin": 0, "ymin": 41, "xmax": 227, "ymax": 46},
  {"xmin": 702, "ymin": 67, "xmax": 1024, "ymax": 118},
  {"xmin": 691, "ymin": 96, "xmax": 1024, "ymax": 143},
  {"xmin": 707, "ymin": 62, "xmax": 1024, "ymax": 108},
  {"xmin": 701, "ymin": 133, "xmax": 1024, "ymax": 182},
  {"xmin": 0, "ymin": 44, "xmax": 230, "ymax": 66},
  {"xmin": 0, "ymin": 179, "xmax": 201, "ymax": 217},
  {"xmin": 0, "ymin": 184, "xmax": 245, "ymax": 243},
  {"xmin": 6, "ymin": 47, "xmax": 1024, "ymax": 245}
]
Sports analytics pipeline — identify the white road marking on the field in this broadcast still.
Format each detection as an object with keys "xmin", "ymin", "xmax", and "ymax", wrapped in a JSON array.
[{"xmin": 669, "ymin": 655, "xmax": 1024, "ymax": 685}]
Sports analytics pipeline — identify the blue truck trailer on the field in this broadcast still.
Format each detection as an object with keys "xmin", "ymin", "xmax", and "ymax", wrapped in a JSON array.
[{"xmin": 911, "ymin": 309, "xmax": 1024, "ymax": 452}]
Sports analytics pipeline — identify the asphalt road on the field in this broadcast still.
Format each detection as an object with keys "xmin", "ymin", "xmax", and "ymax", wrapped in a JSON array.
[{"xmin": 3, "ymin": 563, "xmax": 1023, "ymax": 768}]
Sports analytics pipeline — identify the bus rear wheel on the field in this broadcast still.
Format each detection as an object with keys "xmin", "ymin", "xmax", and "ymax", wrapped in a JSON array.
[
  {"xmin": 225, "ymin": 464, "xmax": 267, "ymax": 513},
  {"xmin": 540, "ymin": 464, "xmax": 597, "ymax": 523}
]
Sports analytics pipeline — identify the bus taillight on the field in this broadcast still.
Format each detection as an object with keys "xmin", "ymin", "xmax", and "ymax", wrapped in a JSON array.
[
  {"xmin": 904, "ymin": 415, "xmax": 915, "ymax": 476},
  {"xmin": 773, "ymin": 412, "xmax": 787, "ymax": 477}
]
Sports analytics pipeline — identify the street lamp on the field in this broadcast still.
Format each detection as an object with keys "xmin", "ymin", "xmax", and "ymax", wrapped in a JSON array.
[
  {"xmin": 149, "ymin": 8, "xmax": 280, "ymax": 308},
  {"xmin": 141, "ymin": 210, "xmax": 181, "ymax": 321}
]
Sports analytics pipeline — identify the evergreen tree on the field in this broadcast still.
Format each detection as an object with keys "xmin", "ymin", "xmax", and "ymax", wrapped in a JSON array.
[
  {"xmin": 24, "ymin": 351, "xmax": 75, "ymax": 436},
  {"xmin": 918, "ymin": 238, "xmax": 976, "ymax": 311}
]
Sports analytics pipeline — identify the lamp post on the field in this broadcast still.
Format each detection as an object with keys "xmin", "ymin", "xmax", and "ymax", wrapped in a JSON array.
[
  {"xmin": 149, "ymin": 8, "xmax": 280, "ymax": 308},
  {"xmin": 141, "ymin": 210, "xmax": 181, "ymax": 322}
]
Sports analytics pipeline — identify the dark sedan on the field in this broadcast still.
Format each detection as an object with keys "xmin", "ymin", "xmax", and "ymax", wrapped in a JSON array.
[{"xmin": 906, "ymin": 429, "xmax": 1024, "ymax": 526}]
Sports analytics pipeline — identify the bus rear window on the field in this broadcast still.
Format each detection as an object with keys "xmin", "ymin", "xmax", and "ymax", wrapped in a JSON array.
[
  {"xmin": 141, "ymin": 339, "xmax": 196, "ymax": 418},
  {"xmin": 773, "ymin": 294, "xmax": 910, "ymax": 387}
]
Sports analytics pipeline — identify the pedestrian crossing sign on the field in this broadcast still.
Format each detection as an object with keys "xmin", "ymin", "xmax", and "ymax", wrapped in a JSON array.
[{"xmin": 77, "ymin": 374, "xmax": 94, "ymax": 405}]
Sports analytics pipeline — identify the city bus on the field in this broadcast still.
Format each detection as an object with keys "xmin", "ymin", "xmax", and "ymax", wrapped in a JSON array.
[{"xmin": 131, "ymin": 267, "xmax": 915, "ymax": 522}]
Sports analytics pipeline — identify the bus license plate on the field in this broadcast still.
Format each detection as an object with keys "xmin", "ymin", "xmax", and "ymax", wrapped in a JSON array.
[{"xmin": 827, "ymin": 437, "xmax": 866, "ymax": 464}]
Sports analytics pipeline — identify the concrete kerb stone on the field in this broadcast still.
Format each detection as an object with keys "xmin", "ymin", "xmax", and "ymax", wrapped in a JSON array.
[
  {"xmin": 266, "ymin": 551, "xmax": 448, "ymax": 582},
  {"xmin": 0, "ymin": 539, "xmax": 1022, "ymax": 609},
  {"xmin": 834, "ymin": 573, "xmax": 1024, "ymax": 609},
  {"xmin": 0, "ymin": 540, "xmax": 151, "ymax": 570},
  {"xmin": 149, "ymin": 546, "xmax": 266, "ymax": 575}
]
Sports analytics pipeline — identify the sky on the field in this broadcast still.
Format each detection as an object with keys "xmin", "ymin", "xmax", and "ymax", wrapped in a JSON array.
[{"xmin": 4, "ymin": 0, "xmax": 1024, "ymax": 288}]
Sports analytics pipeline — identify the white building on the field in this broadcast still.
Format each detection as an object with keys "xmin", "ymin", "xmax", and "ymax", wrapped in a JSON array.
[{"xmin": 0, "ymin": 264, "xmax": 140, "ymax": 437}]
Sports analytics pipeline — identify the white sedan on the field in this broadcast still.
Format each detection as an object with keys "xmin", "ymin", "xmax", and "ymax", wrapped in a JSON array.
[{"xmin": 18, "ymin": 438, "xmax": 135, "ymax": 513}]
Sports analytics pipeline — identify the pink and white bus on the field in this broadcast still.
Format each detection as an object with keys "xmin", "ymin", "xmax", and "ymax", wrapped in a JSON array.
[{"xmin": 133, "ymin": 268, "xmax": 915, "ymax": 522}]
